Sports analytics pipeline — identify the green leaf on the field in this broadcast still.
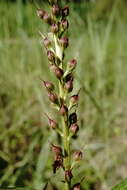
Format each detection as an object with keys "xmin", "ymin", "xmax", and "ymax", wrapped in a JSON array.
[{"xmin": 112, "ymin": 179, "xmax": 127, "ymax": 190}]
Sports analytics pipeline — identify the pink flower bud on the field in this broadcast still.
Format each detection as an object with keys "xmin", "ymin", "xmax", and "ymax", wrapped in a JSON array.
[
  {"xmin": 68, "ymin": 59, "xmax": 77, "ymax": 71},
  {"xmin": 51, "ymin": 23, "xmax": 59, "ymax": 33},
  {"xmin": 70, "ymin": 94, "xmax": 79, "ymax": 104},
  {"xmin": 65, "ymin": 79, "xmax": 73, "ymax": 93},
  {"xmin": 59, "ymin": 104, "xmax": 68, "ymax": 116},
  {"xmin": 43, "ymin": 80, "xmax": 54, "ymax": 91},
  {"xmin": 37, "ymin": 9, "xmax": 45, "ymax": 19},
  {"xmin": 61, "ymin": 19, "xmax": 69, "ymax": 30},
  {"xmin": 70, "ymin": 123, "xmax": 79, "ymax": 135},
  {"xmin": 50, "ymin": 64, "xmax": 63, "ymax": 79},
  {"xmin": 43, "ymin": 37, "xmax": 51, "ymax": 48},
  {"xmin": 65, "ymin": 170, "xmax": 73, "ymax": 182},
  {"xmin": 59, "ymin": 37, "xmax": 69, "ymax": 48},
  {"xmin": 62, "ymin": 6, "xmax": 69, "ymax": 17},
  {"xmin": 73, "ymin": 150, "xmax": 83, "ymax": 161},
  {"xmin": 73, "ymin": 183, "xmax": 81, "ymax": 190},
  {"xmin": 52, "ymin": 4, "xmax": 60, "ymax": 16},
  {"xmin": 43, "ymin": 12, "xmax": 52, "ymax": 24},
  {"xmin": 47, "ymin": 50, "xmax": 55, "ymax": 62},
  {"xmin": 49, "ymin": 118, "xmax": 58, "ymax": 129},
  {"xmin": 48, "ymin": 92, "xmax": 58, "ymax": 104},
  {"xmin": 51, "ymin": 144, "xmax": 62, "ymax": 155}
]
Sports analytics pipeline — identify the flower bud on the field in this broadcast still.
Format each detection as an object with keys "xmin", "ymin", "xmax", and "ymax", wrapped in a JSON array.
[
  {"xmin": 69, "ymin": 112, "xmax": 77, "ymax": 124},
  {"xmin": 68, "ymin": 59, "xmax": 77, "ymax": 71},
  {"xmin": 70, "ymin": 94, "xmax": 79, "ymax": 104},
  {"xmin": 65, "ymin": 170, "xmax": 73, "ymax": 182},
  {"xmin": 65, "ymin": 79, "xmax": 73, "ymax": 93},
  {"xmin": 61, "ymin": 19, "xmax": 69, "ymax": 31},
  {"xmin": 73, "ymin": 183, "xmax": 81, "ymax": 190},
  {"xmin": 47, "ymin": 50, "xmax": 55, "ymax": 62},
  {"xmin": 48, "ymin": 92, "xmax": 58, "ymax": 104},
  {"xmin": 59, "ymin": 37, "xmax": 69, "ymax": 48},
  {"xmin": 53, "ymin": 155, "xmax": 63, "ymax": 173},
  {"xmin": 43, "ymin": 12, "xmax": 52, "ymax": 25},
  {"xmin": 48, "ymin": 118, "xmax": 58, "ymax": 129},
  {"xmin": 62, "ymin": 6, "xmax": 69, "ymax": 17},
  {"xmin": 51, "ymin": 144, "xmax": 62, "ymax": 155},
  {"xmin": 50, "ymin": 64, "xmax": 64, "ymax": 79},
  {"xmin": 70, "ymin": 123, "xmax": 79, "ymax": 135},
  {"xmin": 52, "ymin": 4, "xmax": 60, "ymax": 16},
  {"xmin": 73, "ymin": 150, "xmax": 83, "ymax": 161},
  {"xmin": 59, "ymin": 104, "xmax": 68, "ymax": 116},
  {"xmin": 51, "ymin": 23, "xmax": 59, "ymax": 33},
  {"xmin": 64, "ymin": 73, "xmax": 73, "ymax": 83},
  {"xmin": 43, "ymin": 37, "xmax": 52, "ymax": 48},
  {"xmin": 43, "ymin": 80, "xmax": 54, "ymax": 91},
  {"xmin": 37, "ymin": 9, "xmax": 45, "ymax": 19}
]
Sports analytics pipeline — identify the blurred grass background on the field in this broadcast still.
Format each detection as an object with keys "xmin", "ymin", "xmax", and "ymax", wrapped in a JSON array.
[{"xmin": 0, "ymin": 0, "xmax": 127, "ymax": 189}]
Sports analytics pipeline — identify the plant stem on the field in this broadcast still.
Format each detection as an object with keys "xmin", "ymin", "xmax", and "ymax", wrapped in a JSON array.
[
  {"xmin": 54, "ymin": 34, "xmax": 71, "ymax": 190},
  {"xmin": 62, "ymin": 116, "xmax": 71, "ymax": 190}
]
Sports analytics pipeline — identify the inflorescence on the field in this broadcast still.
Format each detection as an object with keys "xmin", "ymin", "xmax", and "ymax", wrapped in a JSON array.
[{"xmin": 37, "ymin": 1, "xmax": 83, "ymax": 189}]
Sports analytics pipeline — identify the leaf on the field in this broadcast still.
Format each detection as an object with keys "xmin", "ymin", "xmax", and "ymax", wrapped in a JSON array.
[{"xmin": 112, "ymin": 179, "xmax": 127, "ymax": 190}]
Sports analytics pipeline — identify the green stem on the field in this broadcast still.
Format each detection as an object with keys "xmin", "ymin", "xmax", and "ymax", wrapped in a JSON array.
[
  {"xmin": 61, "ymin": 95, "xmax": 71, "ymax": 190},
  {"xmin": 54, "ymin": 34, "xmax": 71, "ymax": 190}
]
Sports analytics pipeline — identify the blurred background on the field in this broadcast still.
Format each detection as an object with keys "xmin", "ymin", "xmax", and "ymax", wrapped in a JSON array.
[{"xmin": 0, "ymin": 0, "xmax": 127, "ymax": 189}]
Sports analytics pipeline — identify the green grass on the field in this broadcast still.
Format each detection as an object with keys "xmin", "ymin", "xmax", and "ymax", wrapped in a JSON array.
[{"xmin": 0, "ymin": 1, "xmax": 127, "ymax": 190}]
